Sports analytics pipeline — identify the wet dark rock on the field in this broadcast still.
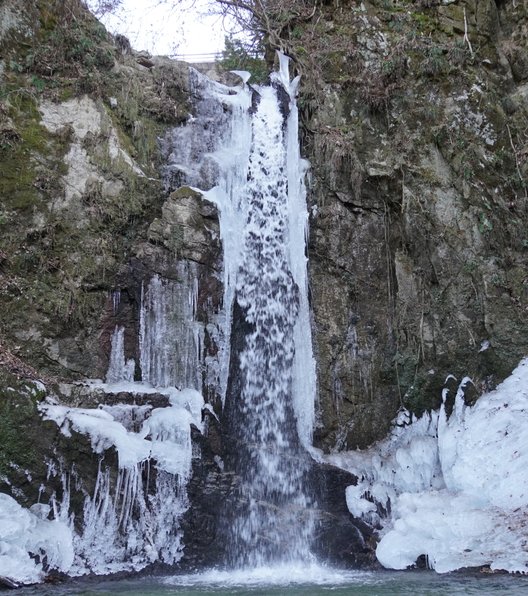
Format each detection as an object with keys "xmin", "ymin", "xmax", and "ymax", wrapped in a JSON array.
[
  {"xmin": 0, "ymin": 575, "xmax": 20, "ymax": 589},
  {"xmin": 311, "ymin": 463, "xmax": 377, "ymax": 567}
]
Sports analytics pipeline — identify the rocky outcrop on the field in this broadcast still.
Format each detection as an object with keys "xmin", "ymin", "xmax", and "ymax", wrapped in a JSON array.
[
  {"xmin": 281, "ymin": 0, "xmax": 528, "ymax": 449},
  {"xmin": 0, "ymin": 0, "xmax": 195, "ymax": 380}
]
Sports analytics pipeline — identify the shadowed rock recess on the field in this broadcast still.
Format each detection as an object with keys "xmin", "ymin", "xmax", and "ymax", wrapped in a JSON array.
[{"xmin": 0, "ymin": 0, "xmax": 527, "ymax": 584}]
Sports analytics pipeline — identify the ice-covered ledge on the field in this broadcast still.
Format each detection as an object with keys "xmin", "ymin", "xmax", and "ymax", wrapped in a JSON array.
[{"xmin": 326, "ymin": 358, "xmax": 528, "ymax": 574}]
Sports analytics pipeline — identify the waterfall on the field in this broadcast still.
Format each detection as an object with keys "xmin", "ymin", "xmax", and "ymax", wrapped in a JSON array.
[
  {"xmin": 225, "ymin": 79, "xmax": 315, "ymax": 568},
  {"xmin": 164, "ymin": 55, "xmax": 317, "ymax": 567}
]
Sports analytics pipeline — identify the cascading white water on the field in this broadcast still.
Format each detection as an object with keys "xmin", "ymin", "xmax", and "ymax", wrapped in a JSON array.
[
  {"xmin": 163, "ymin": 56, "xmax": 318, "ymax": 567},
  {"xmin": 227, "ymin": 80, "xmax": 315, "ymax": 567},
  {"xmin": 23, "ymin": 57, "xmax": 316, "ymax": 584}
]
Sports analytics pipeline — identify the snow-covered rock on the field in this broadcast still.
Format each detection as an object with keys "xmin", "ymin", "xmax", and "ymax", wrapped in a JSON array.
[{"xmin": 333, "ymin": 358, "xmax": 528, "ymax": 573}]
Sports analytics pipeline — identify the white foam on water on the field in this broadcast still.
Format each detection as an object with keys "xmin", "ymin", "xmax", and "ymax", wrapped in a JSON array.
[{"xmin": 164, "ymin": 563, "xmax": 374, "ymax": 588}]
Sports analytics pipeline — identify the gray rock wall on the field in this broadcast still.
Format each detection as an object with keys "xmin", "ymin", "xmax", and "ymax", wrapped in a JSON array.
[{"xmin": 294, "ymin": 0, "xmax": 528, "ymax": 449}]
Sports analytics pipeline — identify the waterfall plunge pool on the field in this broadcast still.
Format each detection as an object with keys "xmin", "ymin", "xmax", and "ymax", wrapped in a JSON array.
[{"xmin": 15, "ymin": 567, "xmax": 528, "ymax": 595}]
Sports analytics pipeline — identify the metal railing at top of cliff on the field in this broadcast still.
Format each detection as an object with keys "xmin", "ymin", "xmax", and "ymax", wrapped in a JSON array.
[{"xmin": 170, "ymin": 52, "xmax": 223, "ymax": 63}]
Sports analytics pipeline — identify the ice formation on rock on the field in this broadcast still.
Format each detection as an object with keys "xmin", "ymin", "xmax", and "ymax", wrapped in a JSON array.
[
  {"xmin": 0, "ymin": 493, "xmax": 73, "ymax": 586},
  {"xmin": 332, "ymin": 358, "xmax": 528, "ymax": 573},
  {"xmin": 41, "ymin": 386, "xmax": 203, "ymax": 576},
  {"xmin": 106, "ymin": 326, "xmax": 135, "ymax": 384}
]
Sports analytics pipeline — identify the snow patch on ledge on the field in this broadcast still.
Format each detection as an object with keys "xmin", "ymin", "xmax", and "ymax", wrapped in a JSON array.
[
  {"xmin": 41, "ymin": 385, "xmax": 204, "ymax": 473},
  {"xmin": 330, "ymin": 358, "xmax": 528, "ymax": 574}
]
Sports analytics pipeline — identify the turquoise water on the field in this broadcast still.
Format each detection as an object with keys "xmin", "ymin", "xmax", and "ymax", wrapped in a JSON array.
[{"xmin": 17, "ymin": 569, "xmax": 528, "ymax": 596}]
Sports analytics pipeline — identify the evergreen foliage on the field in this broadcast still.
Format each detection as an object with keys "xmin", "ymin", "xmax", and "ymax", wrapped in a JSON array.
[{"xmin": 219, "ymin": 36, "xmax": 268, "ymax": 83}]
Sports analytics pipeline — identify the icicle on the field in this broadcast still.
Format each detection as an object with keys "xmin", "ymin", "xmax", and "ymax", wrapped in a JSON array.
[
  {"xmin": 111, "ymin": 290, "xmax": 121, "ymax": 314},
  {"xmin": 106, "ymin": 326, "xmax": 135, "ymax": 384},
  {"xmin": 138, "ymin": 266, "xmax": 203, "ymax": 390}
]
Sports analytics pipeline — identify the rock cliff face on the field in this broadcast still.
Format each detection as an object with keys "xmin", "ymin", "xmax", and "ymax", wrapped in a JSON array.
[
  {"xmin": 1, "ymin": 0, "xmax": 528, "ymax": 579},
  {"xmin": 287, "ymin": 0, "xmax": 528, "ymax": 449},
  {"xmin": 0, "ymin": 0, "xmax": 193, "ymax": 383},
  {"xmin": 0, "ymin": 0, "xmax": 225, "ymax": 560}
]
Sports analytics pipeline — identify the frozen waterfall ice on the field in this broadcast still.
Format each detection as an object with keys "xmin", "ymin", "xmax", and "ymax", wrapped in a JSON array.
[
  {"xmin": 328, "ymin": 358, "xmax": 528, "ymax": 574},
  {"xmin": 163, "ymin": 55, "xmax": 317, "ymax": 567}
]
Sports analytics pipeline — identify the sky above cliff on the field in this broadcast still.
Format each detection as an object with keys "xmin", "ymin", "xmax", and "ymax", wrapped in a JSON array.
[{"xmin": 89, "ymin": 0, "xmax": 226, "ymax": 59}]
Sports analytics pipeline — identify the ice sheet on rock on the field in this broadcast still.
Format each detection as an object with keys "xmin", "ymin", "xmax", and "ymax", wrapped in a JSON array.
[
  {"xmin": 42, "ymin": 386, "xmax": 204, "ymax": 576},
  {"xmin": 100, "ymin": 404, "xmax": 152, "ymax": 432},
  {"xmin": 376, "ymin": 491, "xmax": 528, "ymax": 574},
  {"xmin": 162, "ymin": 67, "xmax": 254, "ymax": 408},
  {"xmin": 83, "ymin": 381, "xmax": 204, "ymax": 431},
  {"xmin": 139, "ymin": 269, "xmax": 203, "ymax": 391},
  {"xmin": 326, "ymin": 409, "xmax": 443, "ymax": 526},
  {"xmin": 283, "ymin": 66, "xmax": 316, "ymax": 449},
  {"xmin": 143, "ymin": 406, "xmax": 194, "ymax": 476},
  {"xmin": 333, "ymin": 358, "xmax": 528, "ymax": 573},
  {"xmin": 106, "ymin": 326, "xmax": 135, "ymax": 384},
  {"xmin": 438, "ymin": 366, "xmax": 528, "ymax": 509},
  {"xmin": 42, "ymin": 405, "xmax": 151, "ymax": 469},
  {"xmin": 0, "ymin": 493, "xmax": 73, "ymax": 585}
]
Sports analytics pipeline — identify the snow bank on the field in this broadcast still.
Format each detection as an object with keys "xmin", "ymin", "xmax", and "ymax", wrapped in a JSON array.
[
  {"xmin": 326, "ymin": 409, "xmax": 444, "ymax": 526},
  {"xmin": 336, "ymin": 358, "xmax": 528, "ymax": 573},
  {"xmin": 438, "ymin": 367, "xmax": 528, "ymax": 510},
  {"xmin": 0, "ymin": 494, "xmax": 73, "ymax": 585},
  {"xmin": 376, "ymin": 491, "xmax": 528, "ymax": 573}
]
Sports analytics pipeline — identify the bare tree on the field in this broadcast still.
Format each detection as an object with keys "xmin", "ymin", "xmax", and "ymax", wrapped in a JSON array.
[
  {"xmin": 86, "ymin": 0, "xmax": 317, "ymax": 60},
  {"xmin": 213, "ymin": 0, "xmax": 316, "ymax": 50}
]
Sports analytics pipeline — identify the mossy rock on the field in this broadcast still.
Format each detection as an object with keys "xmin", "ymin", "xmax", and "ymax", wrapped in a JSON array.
[{"xmin": 0, "ymin": 374, "xmax": 51, "ymax": 504}]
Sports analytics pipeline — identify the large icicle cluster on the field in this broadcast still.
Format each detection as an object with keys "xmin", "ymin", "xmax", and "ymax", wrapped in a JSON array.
[
  {"xmin": 41, "ymin": 385, "xmax": 203, "ymax": 576},
  {"xmin": 0, "ymin": 268, "xmax": 207, "ymax": 585},
  {"xmin": 331, "ymin": 358, "xmax": 528, "ymax": 573}
]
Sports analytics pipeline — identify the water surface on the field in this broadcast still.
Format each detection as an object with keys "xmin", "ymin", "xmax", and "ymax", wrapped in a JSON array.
[{"xmin": 17, "ymin": 567, "xmax": 528, "ymax": 596}]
